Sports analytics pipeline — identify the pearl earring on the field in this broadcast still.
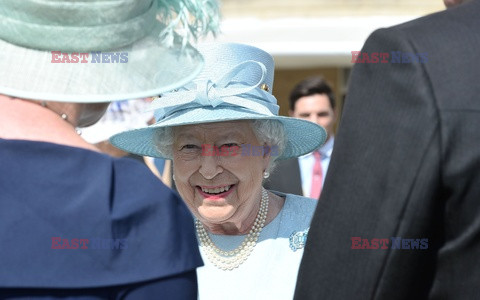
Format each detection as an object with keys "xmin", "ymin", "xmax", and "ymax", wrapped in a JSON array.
[
  {"xmin": 263, "ymin": 171, "xmax": 270, "ymax": 179},
  {"xmin": 172, "ymin": 174, "xmax": 176, "ymax": 181}
]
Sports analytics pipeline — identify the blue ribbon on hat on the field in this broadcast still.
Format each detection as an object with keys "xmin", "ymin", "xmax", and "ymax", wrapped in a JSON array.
[{"xmin": 149, "ymin": 60, "xmax": 280, "ymax": 121}]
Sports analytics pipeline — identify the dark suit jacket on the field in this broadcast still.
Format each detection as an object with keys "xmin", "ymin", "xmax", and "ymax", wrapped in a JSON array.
[
  {"xmin": 295, "ymin": 1, "xmax": 480, "ymax": 299},
  {"xmin": 264, "ymin": 158, "xmax": 303, "ymax": 196}
]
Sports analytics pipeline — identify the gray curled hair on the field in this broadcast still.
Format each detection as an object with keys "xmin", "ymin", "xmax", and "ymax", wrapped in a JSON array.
[{"xmin": 153, "ymin": 119, "xmax": 286, "ymax": 173}]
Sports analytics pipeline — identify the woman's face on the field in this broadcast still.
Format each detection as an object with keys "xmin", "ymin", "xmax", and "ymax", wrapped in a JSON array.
[{"xmin": 172, "ymin": 121, "xmax": 270, "ymax": 230}]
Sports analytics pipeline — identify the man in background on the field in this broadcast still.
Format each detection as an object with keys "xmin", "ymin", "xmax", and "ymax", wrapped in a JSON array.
[
  {"xmin": 295, "ymin": 0, "xmax": 480, "ymax": 298},
  {"xmin": 265, "ymin": 76, "xmax": 336, "ymax": 199}
]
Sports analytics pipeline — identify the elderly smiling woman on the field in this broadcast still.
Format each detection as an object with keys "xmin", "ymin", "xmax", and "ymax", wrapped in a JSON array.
[{"xmin": 111, "ymin": 43, "xmax": 327, "ymax": 299}]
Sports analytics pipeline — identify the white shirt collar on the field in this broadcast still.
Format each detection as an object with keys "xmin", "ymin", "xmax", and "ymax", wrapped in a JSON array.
[{"xmin": 299, "ymin": 136, "xmax": 334, "ymax": 159}]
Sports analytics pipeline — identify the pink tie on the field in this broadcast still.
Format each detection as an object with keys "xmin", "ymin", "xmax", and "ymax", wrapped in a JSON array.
[{"xmin": 310, "ymin": 151, "xmax": 323, "ymax": 199}]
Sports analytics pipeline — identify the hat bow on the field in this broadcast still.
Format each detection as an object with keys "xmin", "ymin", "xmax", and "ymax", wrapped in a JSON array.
[{"xmin": 149, "ymin": 60, "xmax": 279, "ymax": 121}]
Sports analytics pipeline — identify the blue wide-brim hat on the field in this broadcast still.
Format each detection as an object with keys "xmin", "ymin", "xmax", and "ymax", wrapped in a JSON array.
[
  {"xmin": 110, "ymin": 43, "xmax": 327, "ymax": 160},
  {"xmin": 0, "ymin": 0, "xmax": 219, "ymax": 102}
]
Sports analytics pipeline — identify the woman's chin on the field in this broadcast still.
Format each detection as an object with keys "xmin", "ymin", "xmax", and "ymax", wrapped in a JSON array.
[{"xmin": 197, "ymin": 206, "xmax": 234, "ymax": 225}]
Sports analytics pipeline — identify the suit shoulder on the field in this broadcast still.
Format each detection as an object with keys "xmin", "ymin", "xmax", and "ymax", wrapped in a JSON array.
[{"xmin": 383, "ymin": 2, "xmax": 480, "ymax": 39}]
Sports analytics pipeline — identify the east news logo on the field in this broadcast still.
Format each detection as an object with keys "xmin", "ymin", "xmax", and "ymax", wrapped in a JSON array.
[
  {"xmin": 201, "ymin": 144, "xmax": 279, "ymax": 157},
  {"xmin": 51, "ymin": 237, "xmax": 128, "ymax": 250},
  {"xmin": 351, "ymin": 51, "xmax": 428, "ymax": 64},
  {"xmin": 351, "ymin": 237, "xmax": 428, "ymax": 249},
  {"xmin": 51, "ymin": 51, "xmax": 128, "ymax": 63}
]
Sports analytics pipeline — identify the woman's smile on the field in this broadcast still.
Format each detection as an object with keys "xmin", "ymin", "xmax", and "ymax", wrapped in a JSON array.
[{"xmin": 197, "ymin": 184, "xmax": 236, "ymax": 200}]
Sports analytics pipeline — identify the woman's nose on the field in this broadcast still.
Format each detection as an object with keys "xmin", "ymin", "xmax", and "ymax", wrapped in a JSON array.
[{"xmin": 198, "ymin": 153, "xmax": 223, "ymax": 179}]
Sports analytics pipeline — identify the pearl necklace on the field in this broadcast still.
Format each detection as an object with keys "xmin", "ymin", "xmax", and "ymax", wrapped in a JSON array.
[
  {"xmin": 40, "ymin": 101, "xmax": 82, "ymax": 135},
  {"xmin": 195, "ymin": 188, "xmax": 269, "ymax": 271}
]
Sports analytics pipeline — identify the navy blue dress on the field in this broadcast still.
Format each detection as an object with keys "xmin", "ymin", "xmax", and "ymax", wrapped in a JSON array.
[{"xmin": 0, "ymin": 139, "xmax": 202, "ymax": 299}]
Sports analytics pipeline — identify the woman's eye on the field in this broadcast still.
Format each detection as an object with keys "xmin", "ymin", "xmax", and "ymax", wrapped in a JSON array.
[
  {"xmin": 223, "ymin": 143, "xmax": 238, "ymax": 148},
  {"xmin": 181, "ymin": 144, "xmax": 200, "ymax": 150}
]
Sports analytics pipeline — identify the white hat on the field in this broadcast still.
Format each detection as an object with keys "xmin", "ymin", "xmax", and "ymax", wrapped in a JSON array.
[{"xmin": 0, "ymin": 0, "xmax": 220, "ymax": 102}]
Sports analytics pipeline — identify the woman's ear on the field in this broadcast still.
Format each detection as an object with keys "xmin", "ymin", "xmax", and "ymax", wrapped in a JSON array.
[
  {"xmin": 263, "ymin": 144, "xmax": 279, "ymax": 159},
  {"xmin": 262, "ymin": 143, "xmax": 272, "ymax": 170}
]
